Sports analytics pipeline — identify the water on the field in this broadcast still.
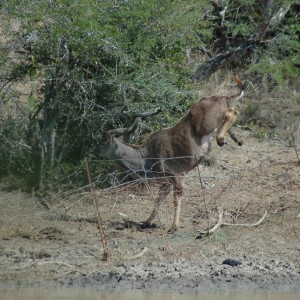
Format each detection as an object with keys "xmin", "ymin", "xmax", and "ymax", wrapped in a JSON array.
[{"xmin": 1, "ymin": 288, "xmax": 300, "ymax": 300}]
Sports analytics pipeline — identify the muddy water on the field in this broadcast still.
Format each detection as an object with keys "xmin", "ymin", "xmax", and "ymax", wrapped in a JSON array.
[{"xmin": 1, "ymin": 288, "xmax": 300, "ymax": 300}]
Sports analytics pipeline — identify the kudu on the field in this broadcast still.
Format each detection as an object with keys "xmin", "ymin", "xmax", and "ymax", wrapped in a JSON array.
[{"xmin": 93, "ymin": 76, "xmax": 244, "ymax": 233}]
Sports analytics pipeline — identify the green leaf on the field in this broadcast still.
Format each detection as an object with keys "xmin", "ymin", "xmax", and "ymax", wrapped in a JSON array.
[
  {"xmin": 28, "ymin": 65, "xmax": 37, "ymax": 80},
  {"xmin": 28, "ymin": 94, "xmax": 36, "ymax": 112}
]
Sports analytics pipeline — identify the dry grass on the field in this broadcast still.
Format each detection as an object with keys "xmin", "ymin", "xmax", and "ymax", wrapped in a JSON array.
[{"xmin": 0, "ymin": 129, "xmax": 299, "ymax": 285}]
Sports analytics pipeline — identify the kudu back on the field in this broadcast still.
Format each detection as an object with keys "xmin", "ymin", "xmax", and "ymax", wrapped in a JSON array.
[{"xmin": 93, "ymin": 76, "xmax": 244, "ymax": 233}]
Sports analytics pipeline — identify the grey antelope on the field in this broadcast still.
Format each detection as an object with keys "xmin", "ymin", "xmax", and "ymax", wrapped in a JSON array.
[{"xmin": 93, "ymin": 76, "xmax": 244, "ymax": 233}]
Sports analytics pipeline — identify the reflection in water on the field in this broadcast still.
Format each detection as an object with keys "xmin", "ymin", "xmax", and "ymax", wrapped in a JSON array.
[{"xmin": 1, "ymin": 288, "xmax": 300, "ymax": 300}]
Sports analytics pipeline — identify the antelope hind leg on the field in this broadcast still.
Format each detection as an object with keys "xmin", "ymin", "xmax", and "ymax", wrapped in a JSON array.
[
  {"xmin": 168, "ymin": 184, "xmax": 183, "ymax": 234},
  {"xmin": 141, "ymin": 183, "xmax": 172, "ymax": 229}
]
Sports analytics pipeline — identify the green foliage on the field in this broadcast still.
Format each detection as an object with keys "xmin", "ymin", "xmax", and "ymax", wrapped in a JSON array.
[
  {"xmin": 245, "ymin": 1, "xmax": 300, "ymax": 83},
  {"xmin": 0, "ymin": 118, "xmax": 30, "ymax": 178},
  {"xmin": 0, "ymin": 0, "xmax": 299, "ymax": 188},
  {"xmin": 28, "ymin": 57, "xmax": 37, "ymax": 111},
  {"xmin": 27, "ymin": 84, "xmax": 36, "ymax": 112},
  {"xmin": 248, "ymin": 122, "xmax": 277, "ymax": 140}
]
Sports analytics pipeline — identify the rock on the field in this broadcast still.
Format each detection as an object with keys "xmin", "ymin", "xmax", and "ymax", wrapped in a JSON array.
[{"xmin": 222, "ymin": 258, "xmax": 242, "ymax": 267}]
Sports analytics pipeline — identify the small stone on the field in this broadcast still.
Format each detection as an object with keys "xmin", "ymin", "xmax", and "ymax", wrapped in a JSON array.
[{"xmin": 222, "ymin": 258, "xmax": 242, "ymax": 267}]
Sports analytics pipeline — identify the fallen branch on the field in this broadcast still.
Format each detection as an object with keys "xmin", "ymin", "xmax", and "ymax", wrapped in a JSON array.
[
  {"xmin": 118, "ymin": 212, "xmax": 129, "ymax": 220},
  {"xmin": 191, "ymin": 41, "xmax": 256, "ymax": 81},
  {"xmin": 128, "ymin": 247, "xmax": 148, "ymax": 259},
  {"xmin": 222, "ymin": 210, "xmax": 268, "ymax": 227},
  {"xmin": 35, "ymin": 260, "xmax": 75, "ymax": 269},
  {"xmin": 198, "ymin": 207, "xmax": 223, "ymax": 236},
  {"xmin": 197, "ymin": 210, "xmax": 268, "ymax": 238}
]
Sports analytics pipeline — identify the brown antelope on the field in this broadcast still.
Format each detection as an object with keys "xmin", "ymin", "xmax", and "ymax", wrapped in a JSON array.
[{"xmin": 93, "ymin": 76, "xmax": 244, "ymax": 233}]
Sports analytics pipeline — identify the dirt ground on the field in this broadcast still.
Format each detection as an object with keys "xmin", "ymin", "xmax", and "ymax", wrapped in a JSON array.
[{"xmin": 0, "ymin": 129, "xmax": 300, "ymax": 292}]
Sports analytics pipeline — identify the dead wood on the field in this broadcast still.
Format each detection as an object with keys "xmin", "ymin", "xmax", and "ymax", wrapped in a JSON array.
[{"xmin": 197, "ymin": 210, "xmax": 268, "ymax": 238}]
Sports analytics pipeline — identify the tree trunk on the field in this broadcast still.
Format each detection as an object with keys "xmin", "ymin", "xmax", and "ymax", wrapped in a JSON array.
[
  {"xmin": 29, "ymin": 122, "xmax": 44, "ymax": 191},
  {"xmin": 191, "ymin": 41, "xmax": 256, "ymax": 82}
]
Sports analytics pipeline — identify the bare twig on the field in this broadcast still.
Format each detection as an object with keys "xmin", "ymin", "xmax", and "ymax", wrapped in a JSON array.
[
  {"xmin": 85, "ymin": 158, "xmax": 109, "ymax": 261},
  {"xmin": 291, "ymin": 133, "xmax": 300, "ymax": 164},
  {"xmin": 162, "ymin": 231, "xmax": 170, "ymax": 252},
  {"xmin": 30, "ymin": 228, "xmax": 37, "ymax": 275},
  {"xmin": 195, "ymin": 155, "xmax": 211, "ymax": 231}
]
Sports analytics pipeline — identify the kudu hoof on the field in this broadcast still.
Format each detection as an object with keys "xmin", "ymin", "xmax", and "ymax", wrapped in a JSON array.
[
  {"xmin": 167, "ymin": 227, "xmax": 177, "ymax": 234},
  {"xmin": 217, "ymin": 137, "xmax": 227, "ymax": 147}
]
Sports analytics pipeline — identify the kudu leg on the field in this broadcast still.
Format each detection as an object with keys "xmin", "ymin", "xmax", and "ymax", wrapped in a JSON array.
[
  {"xmin": 142, "ymin": 183, "xmax": 172, "ymax": 228},
  {"xmin": 228, "ymin": 128, "xmax": 243, "ymax": 146},
  {"xmin": 168, "ymin": 184, "xmax": 184, "ymax": 234},
  {"xmin": 216, "ymin": 108, "xmax": 239, "ymax": 147}
]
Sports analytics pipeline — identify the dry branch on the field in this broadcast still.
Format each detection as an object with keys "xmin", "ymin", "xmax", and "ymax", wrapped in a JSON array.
[
  {"xmin": 85, "ymin": 158, "xmax": 109, "ymax": 261},
  {"xmin": 222, "ymin": 210, "xmax": 268, "ymax": 227},
  {"xmin": 118, "ymin": 212, "xmax": 129, "ymax": 219},
  {"xmin": 191, "ymin": 42, "xmax": 255, "ymax": 81},
  {"xmin": 291, "ymin": 133, "xmax": 300, "ymax": 164},
  {"xmin": 128, "ymin": 247, "xmax": 148, "ymax": 259},
  {"xmin": 198, "ymin": 207, "xmax": 223, "ymax": 236},
  {"xmin": 195, "ymin": 155, "xmax": 211, "ymax": 231},
  {"xmin": 36, "ymin": 261, "xmax": 74, "ymax": 269},
  {"xmin": 197, "ymin": 210, "xmax": 268, "ymax": 237}
]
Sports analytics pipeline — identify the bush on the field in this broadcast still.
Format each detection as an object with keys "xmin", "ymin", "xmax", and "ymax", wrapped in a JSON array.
[
  {"xmin": 0, "ymin": 118, "xmax": 30, "ymax": 178},
  {"xmin": 0, "ymin": 0, "xmax": 299, "ymax": 189}
]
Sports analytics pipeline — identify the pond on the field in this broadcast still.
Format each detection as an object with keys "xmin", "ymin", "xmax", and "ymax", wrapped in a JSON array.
[{"xmin": 1, "ymin": 288, "xmax": 300, "ymax": 300}]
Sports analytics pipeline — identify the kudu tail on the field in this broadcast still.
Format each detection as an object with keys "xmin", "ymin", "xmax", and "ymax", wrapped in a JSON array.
[{"xmin": 226, "ymin": 75, "xmax": 244, "ymax": 104}]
